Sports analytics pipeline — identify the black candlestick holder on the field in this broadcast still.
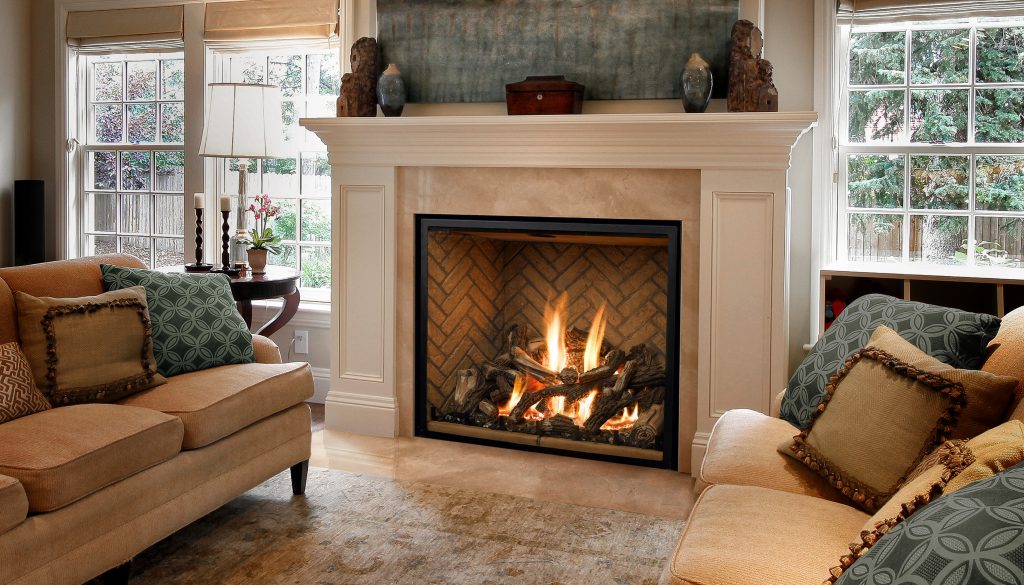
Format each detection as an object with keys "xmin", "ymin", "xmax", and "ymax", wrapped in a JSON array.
[
  {"xmin": 219, "ymin": 210, "xmax": 240, "ymax": 276},
  {"xmin": 185, "ymin": 208, "xmax": 213, "ymax": 272}
]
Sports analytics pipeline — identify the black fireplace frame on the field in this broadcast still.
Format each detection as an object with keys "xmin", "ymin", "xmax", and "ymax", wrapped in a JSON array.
[{"xmin": 414, "ymin": 214, "xmax": 682, "ymax": 470}]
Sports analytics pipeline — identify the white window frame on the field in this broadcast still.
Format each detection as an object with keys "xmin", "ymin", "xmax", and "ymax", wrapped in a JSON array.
[
  {"xmin": 837, "ymin": 17, "xmax": 1024, "ymax": 269},
  {"xmin": 74, "ymin": 51, "xmax": 187, "ymax": 268}
]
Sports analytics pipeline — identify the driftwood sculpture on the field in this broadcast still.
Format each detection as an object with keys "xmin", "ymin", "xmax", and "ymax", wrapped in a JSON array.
[
  {"xmin": 728, "ymin": 20, "xmax": 779, "ymax": 112},
  {"xmin": 336, "ymin": 37, "xmax": 378, "ymax": 117}
]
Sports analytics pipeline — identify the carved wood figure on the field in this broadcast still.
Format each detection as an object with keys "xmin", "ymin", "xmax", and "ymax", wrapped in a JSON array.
[
  {"xmin": 728, "ymin": 20, "xmax": 779, "ymax": 112},
  {"xmin": 336, "ymin": 37, "xmax": 378, "ymax": 117}
]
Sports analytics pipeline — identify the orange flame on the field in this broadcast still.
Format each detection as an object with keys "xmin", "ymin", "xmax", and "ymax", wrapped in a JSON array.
[
  {"xmin": 544, "ymin": 293, "xmax": 569, "ymax": 372},
  {"xmin": 574, "ymin": 389, "xmax": 599, "ymax": 426},
  {"xmin": 583, "ymin": 304, "xmax": 607, "ymax": 373},
  {"xmin": 497, "ymin": 375, "xmax": 526, "ymax": 417},
  {"xmin": 600, "ymin": 403, "xmax": 640, "ymax": 431}
]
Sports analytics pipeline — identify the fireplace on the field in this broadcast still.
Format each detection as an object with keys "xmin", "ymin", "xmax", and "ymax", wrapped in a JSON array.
[{"xmin": 415, "ymin": 215, "xmax": 681, "ymax": 468}]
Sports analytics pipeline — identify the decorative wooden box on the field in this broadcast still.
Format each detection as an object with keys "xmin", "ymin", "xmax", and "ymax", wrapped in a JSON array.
[{"xmin": 505, "ymin": 76, "xmax": 584, "ymax": 115}]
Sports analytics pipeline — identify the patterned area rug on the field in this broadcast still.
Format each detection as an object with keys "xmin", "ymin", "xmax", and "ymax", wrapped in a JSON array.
[{"xmin": 127, "ymin": 468, "xmax": 684, "ymax": 585}]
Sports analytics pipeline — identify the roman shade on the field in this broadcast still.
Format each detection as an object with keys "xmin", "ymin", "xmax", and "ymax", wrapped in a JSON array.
[
  {"xmin": 837, "ymin": 0, "xmax": 1024, "ymax": 24},
  {"xmin": 204, "ymin": 0, "xmax": 339, "ymax": 41},
  {"xmin": 66, "ymin": 5, "xmax": 184, "ymax": 51}
]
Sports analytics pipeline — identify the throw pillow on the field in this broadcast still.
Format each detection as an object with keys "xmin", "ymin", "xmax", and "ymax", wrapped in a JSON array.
[
  {"xmin": 100, "ymin": 265, "xmax": 254, "ymax": 376},
  {"xmin": 0, "ymin": 342, "xmax": 51, "ymax": 423},
  {"xmin": 780, "ymin": 294, "xmax": 1000, "ymax": 428},
  {"xmin": 781, "ymin": 326, "xmax": 970, "ymax": 512},
  {"xmin": 833, "ymin": 461, "xmax": 1024, "ymax": 585},
  {"xmin": 15, "ymin": 287, "xmax": 165, "ymax": 405}
]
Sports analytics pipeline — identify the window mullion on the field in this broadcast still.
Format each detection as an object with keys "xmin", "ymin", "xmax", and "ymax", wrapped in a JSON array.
[{"xmin": 903, "ymin": 27, "xmax": 912, "ymax": 263}]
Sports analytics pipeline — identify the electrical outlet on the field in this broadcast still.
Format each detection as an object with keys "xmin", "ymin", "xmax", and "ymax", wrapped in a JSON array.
[{"xmin": 294, "ymin": 330, "xmax": 309, "ymax": 354}]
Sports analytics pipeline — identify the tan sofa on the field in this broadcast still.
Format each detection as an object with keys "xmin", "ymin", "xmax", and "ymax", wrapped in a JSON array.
[
  {"xmin": 0, "ymin": 255, "xmax": 313, "ymax": 585},
  {"xmin": 662, "ymin": 309, "xmax": 1024, "ymax": 585}
]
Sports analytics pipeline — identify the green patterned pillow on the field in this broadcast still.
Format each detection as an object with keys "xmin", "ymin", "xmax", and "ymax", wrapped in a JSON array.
[
  {"xmin": 100, "ymin": 265, "xmax": 254, "ymax": 376},
  {"xmin": 780, "ymin": 294, "xmax": 1000, "ymax": 428},
  {"xmin": 834, "ymin": 462, "xmax": 1024, "ymax": 585}
]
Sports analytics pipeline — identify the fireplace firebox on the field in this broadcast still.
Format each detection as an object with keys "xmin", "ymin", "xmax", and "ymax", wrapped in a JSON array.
[{"xmin": 415, "ymin": 215, "xmax": 681, "ymax": 468}]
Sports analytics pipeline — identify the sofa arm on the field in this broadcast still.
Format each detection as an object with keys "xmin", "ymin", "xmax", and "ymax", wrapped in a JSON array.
[
  {"xmin": 0, "ymin": 474, "xmax": 28, "ymax": 536},
  {"xmin": 770, "ymin": 388, "xmax": 786, "ymax": 418},
  {"xmin": 252, "ymin": 335, "xmax": 283, "ymax": 364}
]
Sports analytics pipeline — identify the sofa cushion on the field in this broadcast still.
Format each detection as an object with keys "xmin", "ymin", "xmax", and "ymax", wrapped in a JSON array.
[
  {"xmin": 663, "ymin": 484, "xmax": 868, "ymax": 585},
  {"xmin": 698, "ymin": 409, "xmax": 847, "ymax": 503},
  {"xmin": 100, "ymin": 265, "xmax": 254, "ymax": 377},
  {"xmin": 982, "ymin": 304, "xmax": 1024, "ymax": 419},
  {"xmin": 833, "ymin": 462, "xmax": 1024, "ymax": 585},
  {"xmin": 0, "ymin": 475, "xmax": 27, "ymax": 536},
  {"xmin": 15, "ymin": 287, "xmax": 166, "ymax": 405},
  {"xmin": 0, "ymin": 342, "xmax": 51, "ymax": 423},
  {"xmin": 118, "ymin": 362, "xmax": 312, "ymax": 449},
  {"xmin": 780, "ymin": 294, "xmax": 1001, "ymax": 428},
  {"xmin": 0, "ymin": 404, "xmax": 183, "ymax": 512}
]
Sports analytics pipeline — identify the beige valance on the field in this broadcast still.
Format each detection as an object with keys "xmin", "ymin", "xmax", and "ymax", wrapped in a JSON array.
[
  {"xmin": 204, "ymin": 0, "xmax": 339, "ymax": 41},
  {"xmin": 67, "ymin": 5, "xmax": 184, "ymax": 49},
  {"xmin": 838, "ymin": 0, "xmax": 1024, "ymax": 24}
]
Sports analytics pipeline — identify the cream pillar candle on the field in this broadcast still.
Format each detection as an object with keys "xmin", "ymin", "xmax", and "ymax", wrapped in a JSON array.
[
  {"xmin": 194, "ymin": 193, "xmax": 205, "ymax": 209},
  {"xmin": 220, "ymin": 195, "xmax": 231, "ymax": 212}
]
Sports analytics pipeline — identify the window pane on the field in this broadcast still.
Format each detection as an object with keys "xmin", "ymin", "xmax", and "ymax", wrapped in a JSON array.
[
  {"xmin": 155, "ymin": 151, "xmax": 185, "ymax": 192},
  {"xmin": 93, "ymin": 104, "xmax": 123, "ymax": 143},
  {"xmin": 848, "ymin": 154, "xmax": 905, "ymax": 209},
  {"xmin": 119, "ymin": 193, "xmax": 150, "ymax": 234},
  {"xmin": 849, "ymin": 90, "xmax": 905, "ymax": 143},
  {"xmin": 153, "ymin": 195, "xmax": 183, "ymax": 236},
  {"xmin": 910, "ymin": 89, "xmax": 968, "ymax": 143},
  {"xmin": 125, "ymin": 61, "xmax": 157, "ymax": 101},
  {"xmin": 911, "ymin": 214, "xmax": 967, "ymax": 265},
  {"xmin": 263, "ymin": 158, "xmax": 298, "ymax": 193},
  {"xmin": 975, "ymin": 216, "xmax": 1024, "ymax": 267},
  {"xmin": 90, "ymin": 151, "xmax": 117, "ymax": 190},
  {"xmin": 119, "ymin": 236, "xmax": 152, "ymax": 266},
  {"xmin": 301, "ymin": 152, "xmax": 331, "ymax": 195},
  {"xmin": 300, "ymin": 246, "xmax": 331, "ymax": 288},
  {"xmin": 160, "ymin": 103, "xmax": 184, "ymax": 143},
  {"xmin": 85, "ymin": 192, "xmax": 117, "ymax": 232},
  {"xmin": 848, "ymin": 213, "xmax": 904, "ymax": 262},
  {"xmin": 976, "ymin": 155, "xmax": 1024, "ymax": 211},
  {"xmin": 85, "ymin": 234, "xmax": 117, "ymax": 256},
  {"xmin": 274, "ymin": 199, "xmax": 297, "ymax": 241},
  {"xmin": 126, "ymin": 103, "xmax": 157, "ymax": 143},
  {"xmin": 160, "ymin": 59, "xmax": 184, "ymax": 100},
  {"xmin": 300, "ymin": 199, "xmax": 331, "ymax": 242},
  {"xmin": 977, "ymin": 27, "xmax": 1024, "ymax": 83},
  {"xmin": 232, "ymin": 56, "xmax": 266, "ymax": 84},
  {"xmin": 269, "ymin": 55, "xmax": 303, "ymax": 97},
  {"xmin": 306, "ymin": 53, "xmax": 340, "ymax": 96},
  {"xmin": 910, "ymin": 155, "xmax": 969, "ymax": 210},
  {"xmin": 976, "ymin": 89, "xmax": 1024, "ymax": 143},
  {"xmin": 120, "ymin": 151, "xmax": 151, "ymax": 191},
  {"xmin": 849, "ymin": 31, "xmax": 906, "ymax": 85},
  {"xmin": 92, "ymin": 62, "xmax": 123, "ymax": 102},
  {"xmin": 154, "ymin": 238, "xmax": 184, "ymax": 268},
  {"xmin": 269, "ymin": 244, "xmax": 297, "ymax": 268},
  {"xmin": 911, "ymin": 29, "xmax": 969, "ymax": 84},
  {"xmin": 281, "ymin": 99, "xmax": 303, "ymax": 144}
]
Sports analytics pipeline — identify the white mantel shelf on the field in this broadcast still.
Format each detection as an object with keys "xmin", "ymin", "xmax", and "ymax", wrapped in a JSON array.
[{"xmin": 300, "ymin": 112, "xmax": 818, "ymax": 171}]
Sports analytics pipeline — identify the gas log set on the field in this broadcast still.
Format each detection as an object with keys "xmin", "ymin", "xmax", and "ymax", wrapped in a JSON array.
[{"xmin": 434, "ymin": 296, "xmax": 667, "ymax": 450}]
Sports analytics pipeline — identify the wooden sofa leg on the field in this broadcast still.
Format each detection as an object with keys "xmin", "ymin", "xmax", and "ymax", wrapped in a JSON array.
[
  {"xmin": 97, "ymin": 559, "xmax": 132, "ymax": 585},
  {"xmin": 290, "ymin": 460, "xmax": 309, "ymax": 495}
]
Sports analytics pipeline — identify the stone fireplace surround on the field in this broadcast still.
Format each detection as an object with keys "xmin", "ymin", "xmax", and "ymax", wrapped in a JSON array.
[{"xmin": 302, "ymin": 113, "xmax": 816, "ymax": 473}]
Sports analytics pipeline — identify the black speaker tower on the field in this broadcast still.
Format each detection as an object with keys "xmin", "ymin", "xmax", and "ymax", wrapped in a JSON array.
[{"xmin": 13, "ymin": 180, "xmax": 45, "ymax": 266}]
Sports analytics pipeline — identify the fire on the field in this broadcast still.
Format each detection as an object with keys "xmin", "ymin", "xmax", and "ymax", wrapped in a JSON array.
[
  {"xmin": 543, "ymin": 293, "xmax": 569, "ymax": 371},
  {"xmin": 574, "ymin": 389, "xmax": 598, "ymax": 426},
  {"xmin": 600, "ymin": 403, "xmax": 639, "ymax": 431},
  {"xmin": 583, "ymin": 305, "xmax": 607, "ymax": 373},
  {"xmin": 498, "ymin": 375, "xmax": 544, "ymax": 421}
]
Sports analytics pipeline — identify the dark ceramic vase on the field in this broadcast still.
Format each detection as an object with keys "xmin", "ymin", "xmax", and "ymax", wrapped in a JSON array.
[
  {"xmin": 377, "ymin": 64, "xmax": 406, "ymax": 117},
  {"xmin": 681, "ymin": 53, "xmax": 713, "ymax": 113}
]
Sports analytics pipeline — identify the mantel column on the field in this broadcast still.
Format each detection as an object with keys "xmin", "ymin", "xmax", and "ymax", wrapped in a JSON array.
[{"xmin": 327, "ymin": 164, "xmax": 398, "ymax": 436}]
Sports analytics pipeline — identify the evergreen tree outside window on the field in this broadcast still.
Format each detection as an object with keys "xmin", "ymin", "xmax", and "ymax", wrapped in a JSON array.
[
  {"xmin": 80, "ymin": 53, "xmax": 186, "ymax": 268},
  {"xmin": 841, "ymin": 20, "xmax": 1024, "ymax": 268}
]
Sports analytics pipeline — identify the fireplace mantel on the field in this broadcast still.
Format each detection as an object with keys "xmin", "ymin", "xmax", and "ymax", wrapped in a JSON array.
[
  {"xmin": 302, "ymin": 112, "xmax": 817, "ymax": 472},
  {"xmin": 303, "ymin": 112, "xmax": 816, "ymax": 170}
]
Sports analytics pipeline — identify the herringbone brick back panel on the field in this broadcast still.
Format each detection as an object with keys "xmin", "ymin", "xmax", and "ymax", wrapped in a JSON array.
[{"xmin": 426, "ymin": 233, "xmax": 669, "ymax": 413}]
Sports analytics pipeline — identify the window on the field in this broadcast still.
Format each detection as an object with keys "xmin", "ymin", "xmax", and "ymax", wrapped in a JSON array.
[
  {"xmin": 78, "ymin": 53, "xmax": 186, "ymax": 268},
  {"xmin": 215, "ymin": 49, "xmax": 338, "ymax": 300},
  {"xmin": 839, "ymin": 20, "xmax": 1024, "ymax": 269}
]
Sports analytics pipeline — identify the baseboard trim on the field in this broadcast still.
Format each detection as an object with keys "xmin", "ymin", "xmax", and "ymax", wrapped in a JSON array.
[
  {"xmin": 691, "ymin": 432, "xmax": 711, "ymax": 473},
  {"xmin": 325, "ymin": 390, "xmax": 397, "ymax": 436},
  {"xmin": 309, "ymin": 367, "xmax": 330, "ymax": 404}
]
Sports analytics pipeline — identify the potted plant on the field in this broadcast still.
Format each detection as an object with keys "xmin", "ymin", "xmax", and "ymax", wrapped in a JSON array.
[{"xmin": 241, "ymin": 194, "xmax": 283, "ymax": 274}]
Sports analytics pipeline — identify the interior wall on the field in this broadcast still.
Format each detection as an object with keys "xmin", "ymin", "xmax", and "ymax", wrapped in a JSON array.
[
  {"xmin": 0, "ymin": 0, "xmax": 33, "ymax": 267},
  {"xmin": 30, "ymin": 0, "xmax": 56, "ymax": 262}
]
